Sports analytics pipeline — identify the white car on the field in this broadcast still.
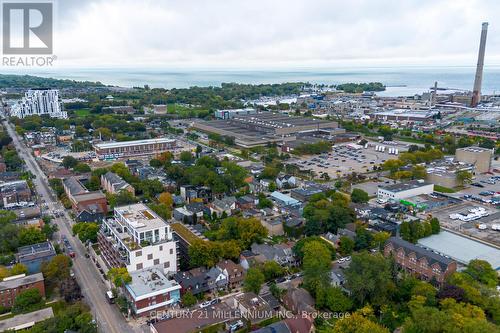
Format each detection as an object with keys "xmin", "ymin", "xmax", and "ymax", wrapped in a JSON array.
[{"xmin": 199, "ymin": 301, "xmax": 211, "ymax": 309}]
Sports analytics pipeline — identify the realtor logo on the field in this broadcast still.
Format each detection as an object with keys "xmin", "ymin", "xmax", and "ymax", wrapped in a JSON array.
[{"xmin": 2, "ymin": 2, "xmax": 53, "ymax": 54}]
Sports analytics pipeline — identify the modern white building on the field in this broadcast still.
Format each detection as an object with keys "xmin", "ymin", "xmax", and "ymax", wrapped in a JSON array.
[
  {"xmin": 98, "ymin": 203, "xmax": 177, "ymax": 274},
  {"xmin": 11, "ymin": 89, "xmax": 67, "ymax": 119},
  {"xmin": 377, "ymin": 180, "xmax": 434, "ymax": 202}
]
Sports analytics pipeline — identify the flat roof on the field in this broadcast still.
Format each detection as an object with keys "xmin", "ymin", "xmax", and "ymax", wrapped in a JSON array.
[
  {"xmin": 418, "ymin": 231, "xmax": 500, "ymax": 270},
  {"xmin": 94, "ymin": 138, "xmax": 175, "ymax": 150},
  {"xmin": 456, "ymin": 146, "xmax": 493, "ymax": 153},
  {"xmin": 0, "ymin": 307, "xmax": 53, "ymax": 331},
  {"xmin": 0, "ymin": 273, "xmax": 44, "ymax": 291},
  {"xmin": 115, "ymin": 203, "xmax": 167, "ymax": 231},
  {"xmin": 126, "ymin": 266, "xmax": 180, "ymax": 299},
  {"xmin": 379, "ymin": 180, "xmax": 432, "ymax": 193}
]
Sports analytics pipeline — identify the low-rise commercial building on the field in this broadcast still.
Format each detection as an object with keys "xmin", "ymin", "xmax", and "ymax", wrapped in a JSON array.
[
  {"xmin": 0, "ymin": 307, "xmax": 53, "ymax": 332},
  {"xmin": 63, "ymin": 177, "xmax": 107, "ymax": 221},
  {"xmin": 455, "ymin": 146, "xmax": 493, "ymax": 173},
  {"xmin": 124, "ymin": 266, "xmax": 181, "ymax": 316},
  {"xmin": 16, "ymin": 242, "xmax": 56, "ymax": 274},
  {"xmin": 377, "ymin": 180, "xmax": 434, "ymax": 202},
  {"xmin": 0, "ymin": 273, "xmax": 45, "ymax": 308},
  {"xmin": 98, "ymin": 203, "xmax": 177, "ymax": 274},
  {"xmin": 214, "ymin": 108, "xmax": 256, "ymax": 120},
  {"xmin": 94, "ymin": 138, "xmax": 177, "ymax": 160},
  {"xmin": 0, "ymin": 180, "xmax": 33, "ymax": 209}
]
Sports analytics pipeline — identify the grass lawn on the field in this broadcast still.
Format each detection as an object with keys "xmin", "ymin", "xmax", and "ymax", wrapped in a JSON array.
[
  {"xmin": 73, "ymin": 109, "xmax": 91, "ymax": 117},
  {"xmin": 167, "ymin": 103, "xmax": 208, "ymax": 117},
  {"xmin": 395, "ymin": 136, "xmax": 426, "ymax": 144},
  {"xmin": 434, "ymin": 184, "xmax": 457, "ymax": 193}
]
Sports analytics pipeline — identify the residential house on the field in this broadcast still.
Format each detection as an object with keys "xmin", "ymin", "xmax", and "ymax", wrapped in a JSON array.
[
  {"xmin": 216, "ymin": 259, "xmax": 245, "ymax": 290},
  {"xmin": 101, "ymin": 171, "xmax": 135, "ymax": 196},
  {"xmin": 174, "ymin": 267, "xmax": 227, "ymax": 296},
  {"xmin": 282, "ymin": 287, "xmax": 315, "ymax": 316},
  {"xmin": 173, "ymin": 202, "xmax": 205, "ymax": 224},
  {"xmin": 253, "ymin": 321, "xmax": 292, "ymax": 333},
  {"xmin": 236, "ymin": 195, "xmax": 258, "ymax": 210},
  {"xmin": 250, "ymin": 243, "xmax": 297, "ymax": 267},
  {"xmin": 384, "ymin": 237, "xmax": 457, "ymax": 284},
  {"xmin": 276, "ymin": 175, "xmax": 297, "ymax": 189},
  {"xmin": 179, "ymin": 185, "xmax": 212, "ymax": 203},
  {"xmin": 208, "ymin": 196, "xmax": 236, "ymax": 218},
  {"xmin": 233, "ymin": 292, "xmax": 274, "ymax": 323}
]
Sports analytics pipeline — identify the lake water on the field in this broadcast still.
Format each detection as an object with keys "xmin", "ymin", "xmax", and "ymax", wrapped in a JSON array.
[{"xmin": 5, "ymin": 66, "xmax": 500, "ymax": 96}]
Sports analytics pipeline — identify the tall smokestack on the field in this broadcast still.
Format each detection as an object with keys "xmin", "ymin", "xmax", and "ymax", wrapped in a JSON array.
[{"xmin": 471, "ymin": 22, "xmax": 488, "ymax": 107}]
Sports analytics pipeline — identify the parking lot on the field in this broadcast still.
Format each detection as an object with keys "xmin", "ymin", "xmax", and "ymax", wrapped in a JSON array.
[
  {"xmin": 429, "ymin": 201, "xmax": 500, "ymax": 246},
  {"xmin": 459, "ymin": 174, "xmax": 500, "ymax": 205},
  {"xmin": 287, "ymin": 142, "xmax": 409, "ymax": 178}
]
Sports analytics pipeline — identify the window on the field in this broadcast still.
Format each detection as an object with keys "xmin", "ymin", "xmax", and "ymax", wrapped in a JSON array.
[
  {"xmin": 136, "ymin": 251, "xmax": 142, "ymax": 257},
  {"xmin": 147, "ymin": 254, "xmax": 153, "ymax": 260},
  {"xmin": 136, "ymin": 263, "xmax": 143, "ymax": 270},
  {"xmin": 164, "ymin": 261, "xmax": 170, "ymax": 268},
  {"xmin": 170, "ymin": 249, "xmax": 173, "ymax": 255},
  {"xmin": 159, "ymin": 246, "xmax": 163, "ymax": 251},
  {"xmin": 154, "ymin": 259, "xmax": 159, "ymax": 265}
]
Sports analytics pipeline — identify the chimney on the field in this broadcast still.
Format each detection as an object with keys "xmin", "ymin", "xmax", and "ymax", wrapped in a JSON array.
[{"xmin": 471, "ymin": 22, "xmax": 488, "ymax": 107}]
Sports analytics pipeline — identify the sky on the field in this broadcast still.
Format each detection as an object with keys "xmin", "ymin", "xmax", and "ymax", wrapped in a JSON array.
[{"xmin": 8, "ymin": 0, "xmax": 500, "ymax": 69}]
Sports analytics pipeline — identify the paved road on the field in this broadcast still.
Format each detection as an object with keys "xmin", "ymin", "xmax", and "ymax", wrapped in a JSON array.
[{"xmin": 2, "ymin": 119, "xmax": 139, "ymax": 333}]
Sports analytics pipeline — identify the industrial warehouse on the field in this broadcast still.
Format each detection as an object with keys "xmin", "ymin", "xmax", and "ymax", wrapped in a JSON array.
[{"xmin": 193, "ymin": 113, "xmax": 343, "ymax": 148}]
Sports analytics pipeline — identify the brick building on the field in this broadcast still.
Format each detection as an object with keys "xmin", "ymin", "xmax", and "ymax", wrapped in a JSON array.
[
  {"xmin": 384, "ymin": 237, "xmax": 457, "ymax": 284},
  {"xmin": 0, "ymin": 273, "xmax": 45, "ymax": 308},
  {"xmin": 124, "ymin": 266, "xmax": 181, "ymax": 316}
]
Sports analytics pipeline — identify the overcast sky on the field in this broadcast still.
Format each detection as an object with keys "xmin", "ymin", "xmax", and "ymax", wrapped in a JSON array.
[{"xmin": 45, "ymin": 0, "xmax": 500, "ymax": 68}]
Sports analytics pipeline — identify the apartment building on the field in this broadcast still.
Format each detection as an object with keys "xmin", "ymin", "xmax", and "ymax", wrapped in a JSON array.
[
  {"xmin": 0, "ymin": 180, "xmax": 33, "ymax": 209},
  {"xmin": 93, "ymin": 138, "xmax": 177, "ymax": 160},
  {"xmin": 0, "ymin": 273, "xmax": 45, "ymax": 309},
  {"xmin": 98, "ymin": 203, "xmax": 177, "ymax": 274},
  {"xmin": 384, "ymin": 237, "xmax": 457, "ymax": 284},
  {"xmin": 11, "ymin": 89, "xmax": 67, "ymax": 119}
]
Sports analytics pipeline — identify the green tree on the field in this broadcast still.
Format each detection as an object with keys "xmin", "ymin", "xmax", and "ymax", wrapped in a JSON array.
[
  {"xmin": 42, "ymin": 254, "xmax": 72, "ymax": 289},
  {"xmin": 180, "ymin": 151, "xmax": 194, "ymax": 163},
  {"xmin": 371, "ymin": 231, "xmax": 391, "ymax": 250},
  {"xmin": 345, "ymin": 252, "xmax": 395, "ymax": 307},
  {"xmin": 332, "ymin": 311, "xmax": 389, "ymax": 333},
  {"xmin": 10, "ymin": 263, "xmax": 28, "ymax": 275},
  {"xmin": 72, "ymin": 222, "xmax": 99, "ymax": 243},
  {"xmin": 62, "ymin": 156, "xmax": 78, "ymax": 169},
  {"xmin": 456, "ymin": 170, "xmax": 473, "ymax": 186},
  {"xmin": 338, "ymin": 236, "xmax": 355, "ymax": 256},
  {"xmin": 12, "ymin": 288, "xmax": 44, "ymax": 314},
  {"xmin": 261, "ymin": 261, "xmax": 285, "ymax": 281},
  {"xmin": 181, "ymin": 291, "xmax": 197, "ymax": 307},
  {"xmin": 74, "ymin": 162, "xmax": 91, "ymax": 173},
  {"xmin": 18, "ymin": 227, "xmax": 46, "ymax": 246},
  {"xmin": 302, "ymin": 241, "xmax": 332, "ymax": 295},
  {"xmin": 244, "ymin": 268, "xmax": 265, "ymax": 294},
  {"xmin": 464, "ymin": 259, "xmax": 498, "ymax": 288},
  {"xmin": 107, "ymin": 267, "xmax": 132, "ymax": 287},
  {"xmin": 351, "ymin": 188, "xmax": 369, "ymax": 203},
  {"xmin": 316, "ymin": 286, "xmax": 353, "ymax": 312}
]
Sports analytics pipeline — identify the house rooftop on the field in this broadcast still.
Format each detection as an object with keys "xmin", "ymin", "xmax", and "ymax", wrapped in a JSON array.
[{"xmin": 0, "ymin": 307, "xmax": 54, "ymax": 332}]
